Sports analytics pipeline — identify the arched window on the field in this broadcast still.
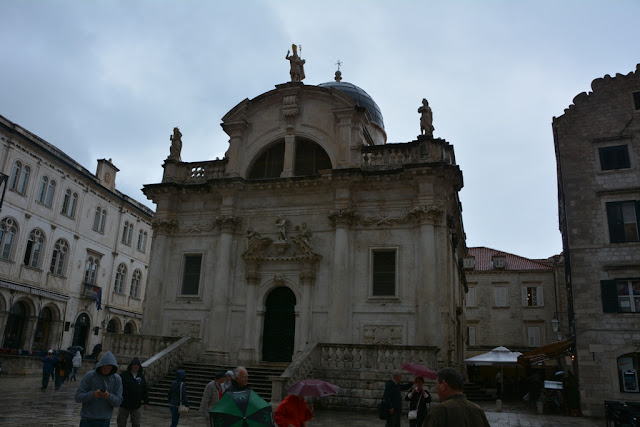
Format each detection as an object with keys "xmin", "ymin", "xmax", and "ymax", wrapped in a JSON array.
[
  {"xmin": 248, "ymin": 141, "xmax": 285, "ymax": 179},
  {"xmin": 130, "ymin": 269, "xmax": 141, "ymax": 298},
  {"xmin": 9, "ymin": 161, "xmax": 31, "ymax": 195},
  {"xmin": 122, "ymin": 221, "xmax": 130, "ymax": 244},
  {"xmin": 137, "ymin": 230, "xmax": 147, "ymax": 252},
  {"xmin": 61, "ymin": 189, "xmax": 78, "ymax": 218},
  {"xmin": 0, "ymin": 217, "xmax": 18, "ymax": 260},
  {"xmin": 9, "ymin": 161, "xmax": 21, "ymax": 190},
  {"xmin": 44, "ymin": 179, "xmax": 56, "ymax": 207},
  {"xmin": 49, "ymin": 239, "xmax": 69, "ymax": 276},
  {"xmin": 37, "ymin": 176, "xmax": 49, "ymax": 204},
  {"xmin": 123, "ymin": 322, "xmax": 136, "ymax": 335},
  {"xmin": 84, "ymin": 256, "xmax": 99, "ymax": 286},
  {"xmin": 114, "ymin": 263, "xmax": 126, "ymax": 294},
  {"xmin": 106, "ymin": 319, "xmax": 119, "ymax": 333},
  {"xmin": 293, "ymin": 139, "xmax": 332, "ymax": 176},
  {"xmin": 93, "ymin": 207, "xmax": 107, "ymax": 232},
  {"xmin": 23, "ymin": 229, "xmax": 45, "ymax": 268}
]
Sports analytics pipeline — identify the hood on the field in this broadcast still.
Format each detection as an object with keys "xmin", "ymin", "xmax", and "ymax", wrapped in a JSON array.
[
  {"xmin": 75, "ymin": 351, "xmax": 81, "ymax": 357},
  {"xmin": 95, "ymin": 351, "xmax": 118, "ymax": 376},
  {"xmin": 175, "ymin": 369, "xmax": 186, "ymax": 381},
  {"xmin": 127, "ymin": 357, "xmax": 143, "ymax": 374}
]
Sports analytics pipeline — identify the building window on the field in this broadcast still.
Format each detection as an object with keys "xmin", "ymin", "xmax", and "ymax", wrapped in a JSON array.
[
  {"xmin": 522, "ymin": 286, "xmax": 544, "ymax": 307},
  {"xmin": 114, "ymin": 263, "xmax": 126, "ymax": 294},
  {"xmin": 36, "ymin": 176, "xmax": 48, "ymax": 204},
  {"xmin": 600, "ymin": 145, "xmax": 631, "ymax": 171},
  {"xmin": 463, "ymin": 256, "xmax": 475, "ymax": 270},
  {"xmin": 181, "ymin": 254, "xmax": 202, "ymax": 296},
  {"xmin": 468, "ymin": 326, "xmax": 476, "ymax": 346},
  {"xmin": 372, "ymin": 249, "xmax": 396, "ymax": 297},
  {"xmin": 634, "ymin": 92, "xmax": 640, "ymax": 110},
  {"xmin": 136, "ymin": 230, "xmax": 147, "ymax": 252},
  {"xmin": 466, "ymin": 287, "xmax": 476, "ymax": 307},
  {"xmin": 121, "ymin": 221, "xmax": 133, "ymax": 245},
  {"xmin": 84, "ymin": 256, "xmax": 100, "ymax": 286},
  {"xmin": 93, "ymin": 207, "xmax": 107, "ymax": 233},
  {"xmin": 130, "ymin": 269, "xmax": 141, "ymax": 298},
  {"xmin": 527, "ymin": 326, "xmax": 541, "ymax": 347},
  {"xmin": 248, "ymin": 141, "xmax": 285, "ymax": 179},
  {"xmin": 494, "ymin": 286, "xmax": 508, "ymax": 307},
  {"xmin": 61, "ymin": 189, "xmax": 78, "ymax": 218},
  {"xmin": 0, "ymin": 217, "xmax": 18, "ymax": 260},
  {"xmin": 49, "ymin": 239, "xmax": 68, "ymax": 276},
  {"xmin": 136, "ymin": 230, "xmax": 144, "ymax": 251},
  {"xmin": 293, "ymin": 139, "xmax": 332, "ymax": 176},
  {"xmin": 606, "ymin": 201, "xmax": 639, "ymax": 243},
  {"xmin": 9, "ymin": 161, "xmax": 30, "ymax": 195},
  {"xmin": 492, "ymin": 255, "xmax": 506, "ymax": 269},
  {"xmin": 618, "ymin": 354, "xmax": 640, "ymax": 393},
  {"xmin": 23, "ymin": 229, "xmax": 45, "ymax": 268},
  {"xmin": 601, "ymin": 279, "xmax": 640, "ymax": 313}
]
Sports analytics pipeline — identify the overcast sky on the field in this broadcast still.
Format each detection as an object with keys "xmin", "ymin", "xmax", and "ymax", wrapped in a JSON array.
[{"xmin": 1, "ymin": 1, "xmax": 638, "ymax": 260}]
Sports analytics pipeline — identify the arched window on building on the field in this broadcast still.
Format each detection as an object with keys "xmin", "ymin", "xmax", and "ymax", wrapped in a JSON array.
[
  {"xmin": 137, "ymin": 230, "xmax": 147, "ymax": 252},
  {"xmin": 84, "ymin": 256, "xmax": 99, "ymax": 286},
  {"xmin": 106, "ymin": 319, "xmax": 119, "ymax": 333},
  {"xmin": 123, "ymin": 322, "xmax": 136, "ymax": 335},
  {"xmin": 93, "ymin": 207, "xmax": 106, "ymax": 233},
  {"xmin": 49, "ymin": 239, "xmax": 69, "ymax": 276},
  {"xmin": 293, "ymin": 139, "xmax": 332, "ymax": 176},
  {"xmin": 44, "ymin": 179, "xmax": 56, "ymax": 207},
  {"xmin": 122, "ymin": 221, "xmax": 130, "ymax": 244},
  {"xmin": 9, "ymin": 161, "xmax": 30, "ymax": 195},
  {"xmin": 130, "ymin": 269, "xmax": 141, "ymax": 298},
  {"xmin": 0, "ymin": 217, "xmax": 18, "ymax": 260},
  {"xmin": 61, "ymin": 189, "xmax": 78, "ymax": 218},
  {"xmin": 23, "ymin": 229, "xmax": 45, "ymax": 268},
  {"xmin": 247, "ymin": 138, "xmax": 332, "ymax": 179},
  {"xmin": 248, "ymin": 141, "xmax": 285, "ymax": 179},
  {"xmin": 114, "ymin": 263, "xmax": 127, "ymax": 294}
]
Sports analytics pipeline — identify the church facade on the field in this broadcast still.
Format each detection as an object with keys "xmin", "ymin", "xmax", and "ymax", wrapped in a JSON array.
[{"xmin": 141, "ymin": 59, "xmax": 468, "ymax": 367}]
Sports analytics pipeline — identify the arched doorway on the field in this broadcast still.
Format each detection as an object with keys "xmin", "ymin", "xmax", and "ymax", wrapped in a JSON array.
[
  {"xmin": 106, "ymin": 319, "xmax": 119, "ymax": 333},
  {"xmin": 3, "ymin": 301, "xmax": 28, "ymax": 349},
  {"xmin": 72, "ymin": 313, "xmax": 90, "ymax": 350},
  {"xmin": 123, "ymin": 322, "xmax": 136, "ymax": 335},
  {"xmin": 33, "ymin": 307, "xmax": 53, "ymax": 351},
  {"xmin": 262, "ymin": 287, "xmax": 296, "ymax": 362}
]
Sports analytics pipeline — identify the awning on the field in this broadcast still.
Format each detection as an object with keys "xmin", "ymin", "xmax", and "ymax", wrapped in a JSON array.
[
  {"xmin": 0, "ymin": 279, "xmax": 70, "ymax": 302},
  {"xmin": 518, "ymin": 338, "xmax": 575, "ymax": 368},
  {"xmin": 464, "ymin": 346, "xmax": 522, "ymax": 366}
]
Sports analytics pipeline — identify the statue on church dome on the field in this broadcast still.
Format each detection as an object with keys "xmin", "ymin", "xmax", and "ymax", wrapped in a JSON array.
[
  {"xmin": 286, "ymin": 44, "xmax": 306, "ymax": 82},
  {"xmin": 168, "ymin": 127, "xmax": 182, "ymax": 161},
  {"xmin": 418, "ymin": 98, "xmax": 434, "ymax": 137}
]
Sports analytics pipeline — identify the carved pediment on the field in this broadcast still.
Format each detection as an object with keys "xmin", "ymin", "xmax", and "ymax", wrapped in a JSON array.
[{"xmin": 242, "ymin": 222, "xmax": 321, "ymax": 263}]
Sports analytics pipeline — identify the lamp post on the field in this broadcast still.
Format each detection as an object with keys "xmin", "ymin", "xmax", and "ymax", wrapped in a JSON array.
[{"xmin": 551, "ymin": 312, "xmax": 564, "ymax": 341}]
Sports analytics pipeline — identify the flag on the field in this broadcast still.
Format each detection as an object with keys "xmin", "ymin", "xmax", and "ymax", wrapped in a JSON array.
[{"xmin": 94, "ymin": 286, "xmax": 102, "ymax": 311}]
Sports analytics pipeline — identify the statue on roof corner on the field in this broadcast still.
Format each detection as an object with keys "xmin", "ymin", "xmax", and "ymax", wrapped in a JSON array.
[
  {"xmin": 418, "ymin": 98, "xmax": 434, "ymax": 137},
  {"xmin": 168, "ymin": 127, "xmax": 182, "ymax": 161},
  {"xmin": 286, "ymin": 44, "xmax": 306, "ymax": 82}
]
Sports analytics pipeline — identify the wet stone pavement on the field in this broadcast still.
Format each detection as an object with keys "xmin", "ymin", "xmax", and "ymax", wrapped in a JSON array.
[{"xmin": 0, "ymin": 375, "xmax": 603, "ymax": 426}]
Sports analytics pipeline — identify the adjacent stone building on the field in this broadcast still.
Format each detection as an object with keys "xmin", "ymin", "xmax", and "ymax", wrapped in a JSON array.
[
  {"xmin": 0, "ymin": 114, "xmax": 153, "ymax": 354},
  {"xmin": 141, "ymin": 66, "xmax": 468, "ymax": 368},
  {"xmin": 553, "ymin": 64, "xmax": 640, "ymax": 416}
]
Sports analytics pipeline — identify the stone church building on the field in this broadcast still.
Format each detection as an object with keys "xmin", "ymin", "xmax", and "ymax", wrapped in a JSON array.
[{"xmin": 141, "ymin": 56, "xmax": 468, "ymax": 368}]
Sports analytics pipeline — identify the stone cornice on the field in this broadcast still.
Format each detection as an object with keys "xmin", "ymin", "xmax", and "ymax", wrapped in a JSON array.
[{"xmin": 329, "ymin": 205, "xmax": 444, "ymax": 228}]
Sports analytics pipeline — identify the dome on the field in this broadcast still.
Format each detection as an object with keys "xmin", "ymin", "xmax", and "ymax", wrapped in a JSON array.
[{"xmin": 317, "ymin": 81, "xmax": 384, "ymax": 129}]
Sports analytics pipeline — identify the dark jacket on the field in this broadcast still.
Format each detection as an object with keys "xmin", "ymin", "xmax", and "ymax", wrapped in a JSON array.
[
  {"xmin": 55, "ymin": 355, "xmax": 72, "ymax": 379},
  {"xmin": 405, "ymin": 387, "xmax": 432, "ymax": 424},
  {"xmin": 168, "ymin": 370, "xmax": 189, "ymax": 407},
  {"xmin": 42, "ymin": 355, "xmax": 57, "ymax": 374},
  {"xmin": 225, "ymin": 379, "xmax": 250, "ymax": 393},
  {"xmin": 425, "ymin": 393, "xmax": 490, "ymax": 427},
  {"xmin": 120, "ymin": 357, "xmax": 149, "ymax": 410},
  {"xmin": 383, "ymin": 380, "xmax": 413, "ymax": 412}
]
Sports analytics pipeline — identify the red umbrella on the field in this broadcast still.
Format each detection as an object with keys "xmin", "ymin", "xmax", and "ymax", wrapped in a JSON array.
[
  {"xmin": 287, "ymin": 379, "xmax": 340, "ymax": 397},
  {"xmin": 401, "ymin": 363, "xmax": 438, "ymax": 380}
]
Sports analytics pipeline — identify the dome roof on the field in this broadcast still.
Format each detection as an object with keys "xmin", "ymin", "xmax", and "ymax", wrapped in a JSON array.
[{"xmin": 317, "ymin": 81, "xmax": 384, "ymax": 129}]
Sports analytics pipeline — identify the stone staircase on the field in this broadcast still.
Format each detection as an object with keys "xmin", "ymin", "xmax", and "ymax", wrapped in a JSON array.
[
  {"xmin": 147, "ymin": 362, "xmax": 288, "ymax": 407},
  {"xmin": 464, "ymin": 382, "xmax": 494, "ymax": 401}
]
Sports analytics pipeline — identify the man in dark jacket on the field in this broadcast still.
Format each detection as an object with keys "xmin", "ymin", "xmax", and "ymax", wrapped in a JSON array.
[
  {"xmin": 425, "ymin": 367, "xmax": 490, "ymax": 427},
  {"xmin": 41, "ymin": 349, "xmax": 57, "ymax": 390},
  {"xmin": 117, "ymin": 357, "xmax": 148, "ymax": 427},
  {"xmin": 383, "ymin": 370, "xmax": 413, "ymax": 427}
]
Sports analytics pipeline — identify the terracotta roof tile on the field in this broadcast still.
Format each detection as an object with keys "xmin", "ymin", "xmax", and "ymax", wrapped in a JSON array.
[{"xmin": 466, "ymin": 247, "xmax": 553, "ymax": 271}]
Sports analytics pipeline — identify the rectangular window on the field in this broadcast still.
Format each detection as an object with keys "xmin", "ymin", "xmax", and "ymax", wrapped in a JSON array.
[
  {"xmin": 494, "ymin": 286, "xmax": 507, "ymax": 307},
  {"xmin": 466, "ymin": 287, "xmax": 476, "ymax": 307},
  {"xmin": 372, "ymin": 249, "xmax": 396, "ymax": 296},
  {"xmin": 181, "ymin": 254, "xmax": 202, "ymax": 296},
  {"xmin": 468, "ymin": 326, "xmax": 476, "ymax": 346},
  {"xmin": 522, "ymin": 286, "xmax": 544, "ymax": 307},
  {"xmin": 599, "ymin": 145, "xmax": 631, "ymax": 171},
  {"xmin": 606, "ymin": 201, "xmax": 640, "ymax": 243},
  {"xmin": 527, "ymin": 326, "xmax": 540, "ymax": 347}
]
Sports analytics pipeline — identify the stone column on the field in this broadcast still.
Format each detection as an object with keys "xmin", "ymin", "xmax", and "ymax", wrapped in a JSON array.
[
  {"xmin": 327, "ymin": 207, "xmax": 357, "ymax": 343},
  {"xmin": 23, "ymin": 315, "xmax": 38, "ymax": 351},
  {"xmin": 140, "ymin": 218, "xmax": 176, "ymax": 335},
  {"xmin": 239, "ymin": 271, "xmax": 260, "ymax": 363},
  {"xmin": 281, "ymin": 134, "xmax": 296, "ymax": 178},
  {"xmin": 295, "ymin": 269, "xmax": 315, "ymax": 352},
  {"xmin": 208, "ymin": 215, "xmax": 239, "ymax": 359}
]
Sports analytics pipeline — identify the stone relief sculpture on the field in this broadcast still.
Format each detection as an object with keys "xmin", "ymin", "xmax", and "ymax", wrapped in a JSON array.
[
  {"xmin": 275, "ymin": 216, "xmax": 290, "ymax": 241},
  {"xmin": 418, "ymin": 98, "xmax": 434, "ymax": 137},
  {"xmin": 285, "ymin": 44, "xmax": 306, "ymax": 82},
  {"xmin": 168, "ymin": 127, "xmax": 182, "ymax": 161}
]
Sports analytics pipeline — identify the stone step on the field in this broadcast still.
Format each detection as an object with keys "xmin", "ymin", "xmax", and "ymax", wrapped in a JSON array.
[{"xmin": 147, "ymin": 362, "xmax": 287, "ymax": 407}]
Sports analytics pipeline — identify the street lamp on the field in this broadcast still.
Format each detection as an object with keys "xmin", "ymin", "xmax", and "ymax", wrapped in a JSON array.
[{"xmin": 551, "ymin": 312, "xmax": 559, "ymax": 333}]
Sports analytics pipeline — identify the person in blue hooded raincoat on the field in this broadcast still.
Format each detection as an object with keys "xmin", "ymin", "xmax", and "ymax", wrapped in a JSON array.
[
  {"xmin": 75, "ymin": 351, "xmax": 123, "ymax": 427},
  {"xmin": 168, "ymin": 370, "xmax": 189, "ymax": 427}
]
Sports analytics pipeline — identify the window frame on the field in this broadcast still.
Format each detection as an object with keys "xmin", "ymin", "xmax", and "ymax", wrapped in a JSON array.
[
  {"xmin": 0, "ymin": 217, "xmax": 18, "ymax": 261},
  {"xmin": 114, "ymin": 263, "xmax": 127, "ymax": 294},
  {"xmin": 466, "ymin": 286, "xmax": 476, "ymax": 307},
  {"xmin": 468, "ymin": 325, "xmax": 477, "ymax": 346},
  {"xmin": 23, "ymin": 228, "xmax": 45, "ymax": 269},
  {"xmin": 49, "ymin": 238, "xmax": 69, "ymax": 276},
  {"xmin": 606, "ymin": 201, "xmax": 640, "ymax": 243},
  {"xmin": 130, "ymin": 269, "xmax": 141, "ymax": 299},
  {"xmin": 180, "ymin": 253, "xmax": 203, "ymax": 297},
  {"xmin": 494, "ymin": 285, "xmax": 508, "ymax": 307},
  {"xmin": 522, "ymin": 285, "xmax": 544, "ymax": 307},
  {"xmin": 84, "ymin": 255, "xmax": 100, "ymax": 286},
  {"xmin": 370, "ymin": 247, "xmax": 398, "ymax": 298},
  {"xmin": 9, "ymin": 161, "xmax": 31, "ymax": 195},
  {"xmin": 599, "ymin": 145, "xmax": 631, "ymax": 171},
  {"xmin": 527, "ymin": 326, "xmax": 541, "ymax": 347}
]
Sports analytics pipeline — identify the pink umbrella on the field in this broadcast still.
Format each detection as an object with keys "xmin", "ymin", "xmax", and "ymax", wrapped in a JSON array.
[
  {"xmin": 401, "ymin": 363, "xmax": 438, "ymax": 380},
  {"xmin": 287, "ymin": 379, "xmax": 340, "ymax": 397}
]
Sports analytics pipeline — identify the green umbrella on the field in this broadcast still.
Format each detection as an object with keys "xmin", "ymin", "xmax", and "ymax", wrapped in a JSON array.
[{"xmin": 210, "ymin": 389, "xmax": 274, "ymax": 427}]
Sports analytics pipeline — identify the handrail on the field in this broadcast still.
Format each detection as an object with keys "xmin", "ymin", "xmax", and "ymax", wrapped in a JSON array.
[{"xmin": 141, "ymin": 336, "xmax": 192, "ymax": 388}]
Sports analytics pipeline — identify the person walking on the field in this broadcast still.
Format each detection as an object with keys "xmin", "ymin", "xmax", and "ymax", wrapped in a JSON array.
[
  {"xmin": 74, "ymin": 351, "xmax": 123, "ymax": 427},
  {"xmin": 405, "ymin": 376, "xmax": 431, "ymax": 427},
  {"xmin": 274, "ymin": 393, "xmax": 314, "ymax": 427},
  {"xmin": 383, "ymin": 370, "xmax": 413, "ymax": 427},
  {"xmin": 167, "ymin": 370, "xmax": 188, "ymax": 427},
  {"xmin": 71, "ymin": 351, "xmax": 82, "ymax": 381},
  {"xmin": 41, "ymin": 349, "xmax": 57, "ymax": 390},
  {"xmin": 225, "ymin": 366, "xmax": 250, "ymax": 393},
  {"xmin": 425, "ymin": 367, "xmax": 490, "ymax": 427},
  {"xmin": 54, "ymin": 352, "xmax": 71, "ymax": 390},
  {"xmin": 117, "ymin": 357, "xmax": 149, "ymax": 427},
  {"xmin": 199, "ymin": 371, "xmax": 225, "ymax": 426},
  {"xmin": 220, "ymin": 370, "xmax": 234, "ymax": 393}
]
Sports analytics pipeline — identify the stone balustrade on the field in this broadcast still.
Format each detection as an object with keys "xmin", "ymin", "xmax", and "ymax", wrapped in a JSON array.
[
  {"xmin": 361, "ymin": 138, "xmax": 456, "ymax": 168},
  {"xmin": 270, "ymin": 343, "xmax": 319, "ymax": 404},
  {"xmin": 140, "ymin": 336, "xmax": 193, "ymax": 388},
  {"xmin": 103, "ymin": 333, "xmax": 179, "ymax": 361}
]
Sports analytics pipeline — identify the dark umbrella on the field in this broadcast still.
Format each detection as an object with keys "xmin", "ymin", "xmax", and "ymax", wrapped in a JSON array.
[
  {"xmin": 401, "ymin": 363, "xmax": 438, "ymax": 380},
  {"xmin": 287, "ymin": 379, "xmax": 339, "ymax": 397},
  {"xmin": 210, "ymin": 388, "xmax": 274, "ymax": 427},
  {"xmin": 67, "ymin": 345, "xmax": 84, "ymax": 354},
  {"xmin": 56, "ymin": 349, "xmax": 74, "ymax": 359}
]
